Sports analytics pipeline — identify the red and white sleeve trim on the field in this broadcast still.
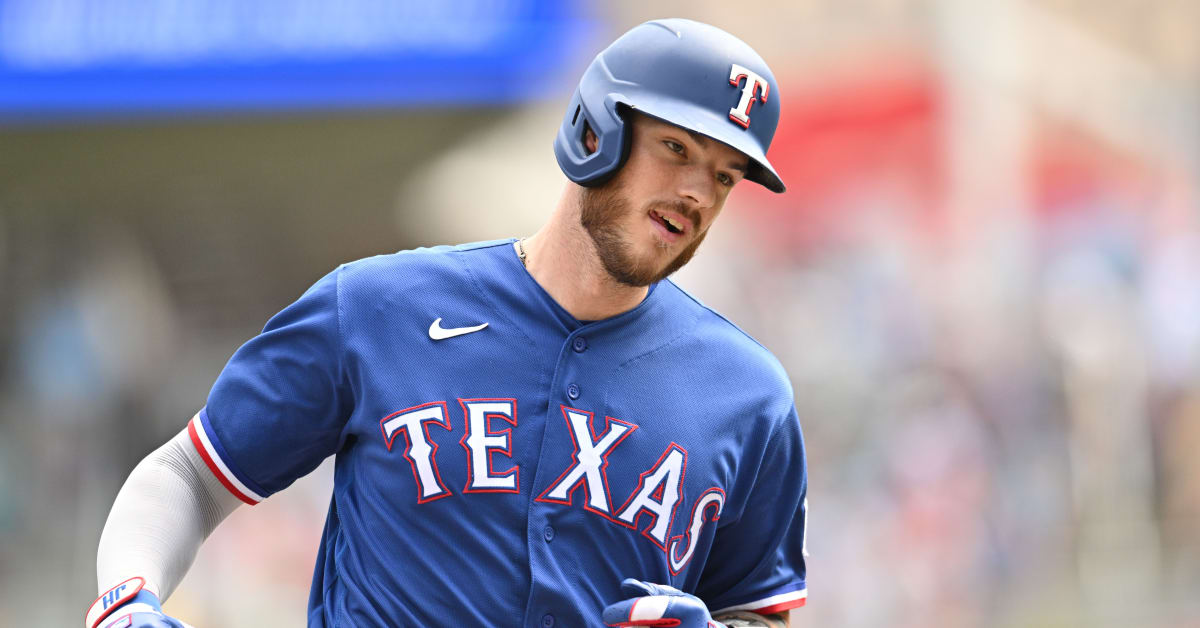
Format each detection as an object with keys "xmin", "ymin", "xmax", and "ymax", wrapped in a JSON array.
[
  {"xmin": 187, "ymin": 415, "xmax": 264, "ymax": 505},
  {"xmin": 712, "ymin": 588, "xmax": 807, "ymax": 615}
]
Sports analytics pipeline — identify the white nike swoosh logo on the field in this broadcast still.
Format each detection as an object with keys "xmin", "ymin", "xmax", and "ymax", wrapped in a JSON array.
[{"xmin": 428, "ymin": 318, "xmax": 489, "ymax": 340}]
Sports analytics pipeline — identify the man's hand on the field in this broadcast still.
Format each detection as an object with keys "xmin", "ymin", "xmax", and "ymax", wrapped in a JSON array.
[
  {"xmin": 85, "ymin": 578, "xmax": 191, "ymax": 628},
  {"xmin": 602, "ymin": 578, "xmax": 724, "ymax": 628}
]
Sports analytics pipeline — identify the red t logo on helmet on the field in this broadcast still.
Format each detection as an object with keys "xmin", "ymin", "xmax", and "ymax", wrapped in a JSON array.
[{"xmin": 728, "ymin": 64, "xmax": 770, "ymax": 129}]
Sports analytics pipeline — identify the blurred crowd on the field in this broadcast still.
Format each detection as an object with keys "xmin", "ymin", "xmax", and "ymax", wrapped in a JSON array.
[{"xmin": 2, "ymin": 1, "xmax": 1198, "ymax": 627}]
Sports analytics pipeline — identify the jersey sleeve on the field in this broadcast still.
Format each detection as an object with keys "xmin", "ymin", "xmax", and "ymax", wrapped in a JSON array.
[
  {"xmin": 698, "ymin": 406, "xmax": 808, "ymax": 615},
  {"xmin": 188, "ymin": 267, "xmax": 352, "ymax": 505}
]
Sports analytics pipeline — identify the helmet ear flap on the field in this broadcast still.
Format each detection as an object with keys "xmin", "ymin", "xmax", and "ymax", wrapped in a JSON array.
[
  {"xmin": 575, "ymin": 104, "xmax": 633, "ymax": 188},
  {"xmin": 555, "ymin": 88, "xmax": 634, "ymax": 187}
]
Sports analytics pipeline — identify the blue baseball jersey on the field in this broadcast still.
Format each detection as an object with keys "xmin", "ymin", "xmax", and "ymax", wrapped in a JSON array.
[{"xmin": 188, "ymin": 239, "xmax": 808, "ymax": 627}]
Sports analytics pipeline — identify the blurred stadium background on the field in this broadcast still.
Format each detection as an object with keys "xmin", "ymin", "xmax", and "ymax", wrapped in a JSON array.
[{"xmin": 1, "ymin": 1, "xmax": 1198, "ymax": 626}]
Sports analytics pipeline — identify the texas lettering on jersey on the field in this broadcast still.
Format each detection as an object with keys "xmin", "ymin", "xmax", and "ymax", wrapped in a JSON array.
[{"xmin": 380, "ymin": 399, "xmax": 719, "ymax": 574}]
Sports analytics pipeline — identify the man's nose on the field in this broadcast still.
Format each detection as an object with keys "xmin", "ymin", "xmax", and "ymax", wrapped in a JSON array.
[{"xmin": 675, "ymin": 167, "xmax": 716, "ymax": 210}]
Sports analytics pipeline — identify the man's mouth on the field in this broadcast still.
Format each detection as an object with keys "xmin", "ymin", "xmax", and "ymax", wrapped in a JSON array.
[{"xmin": 650, "ymin": 209, "xmax": 686, "ymax": 235}]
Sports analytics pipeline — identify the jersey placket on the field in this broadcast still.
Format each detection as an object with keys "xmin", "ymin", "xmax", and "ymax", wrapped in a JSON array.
[{"xmin": 521, "ymin": 326, "xmax": 591, "ymax": 628}]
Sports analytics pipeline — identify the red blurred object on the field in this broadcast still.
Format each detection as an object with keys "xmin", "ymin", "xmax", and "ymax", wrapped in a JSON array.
[
  {"xmin": 1029, "ymin": 117, "xmax": 1153, "ymax": 219},
  {"xmin": 740, "ymin": 54, "xmax": 945, "ymax": 257}
]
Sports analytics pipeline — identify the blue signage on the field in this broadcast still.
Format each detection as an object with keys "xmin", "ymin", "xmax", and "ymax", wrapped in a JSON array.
[{"xmin": 0, "ymin": 0, "xmax": 598, "ymax": 123}]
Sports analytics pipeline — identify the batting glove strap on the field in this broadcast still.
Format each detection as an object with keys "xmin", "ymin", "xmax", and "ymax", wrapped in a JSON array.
[
  {"xmin": 86, "ymin": 577, "xmax": 148, "ymax": 628},
  {"xmin": 603, "ymin": 579, "xmax": 726, "ymax": 628},
  {"xmin": 86, "ymin": 578, "xmax": 186, "ymax": 628}
]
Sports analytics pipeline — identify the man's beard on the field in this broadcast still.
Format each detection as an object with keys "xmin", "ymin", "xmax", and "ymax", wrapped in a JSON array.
[{"xmin": 579, "ymin": 183, "xmax": 708, "ymax": 287}]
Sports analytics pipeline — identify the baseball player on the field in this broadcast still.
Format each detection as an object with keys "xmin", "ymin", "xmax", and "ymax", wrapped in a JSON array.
[{"xmin": 88, "ymin": 18, "xmax": 807, "ymax": 628}]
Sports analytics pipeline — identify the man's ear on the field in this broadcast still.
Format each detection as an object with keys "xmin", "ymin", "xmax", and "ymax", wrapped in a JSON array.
[{"xmin": 584, "ymin": 122, "xmax": 598, "ymax": 155}]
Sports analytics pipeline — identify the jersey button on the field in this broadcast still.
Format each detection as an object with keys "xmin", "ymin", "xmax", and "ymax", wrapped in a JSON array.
[
  {"xmin": 543, "ymin": 525, "xmax": 555, "ymax": 541},
  {"xmin": 542, "ymin": 614, "xmax": 555, "ymax": 628},
  {"xmin": 572, "ymin": 336, "xmax": 588, "ymax": 353},
  {"xmin": 567, "ymin": 383, "xmax": 580, "ymax": 400}
]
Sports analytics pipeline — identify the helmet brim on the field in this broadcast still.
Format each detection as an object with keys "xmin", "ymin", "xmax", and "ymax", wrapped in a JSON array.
[{"xmin": 622, "ymin": 95, "xmax": 786, "ymax": 194}]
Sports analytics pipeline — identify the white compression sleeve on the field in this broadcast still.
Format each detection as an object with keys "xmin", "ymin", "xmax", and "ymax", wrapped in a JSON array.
[{"xmin": 96, "ymin": 421, "xmax": 244, "ymax": 599}]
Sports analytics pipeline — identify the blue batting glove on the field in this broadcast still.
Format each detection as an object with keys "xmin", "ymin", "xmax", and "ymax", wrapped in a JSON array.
[
  {"xmin": 85, "ymin": 578, "xmax": 190, "ymax": 628},
  {"xmin": 603, "ymin": 578, "xmax": 724, "ymax": 628}
]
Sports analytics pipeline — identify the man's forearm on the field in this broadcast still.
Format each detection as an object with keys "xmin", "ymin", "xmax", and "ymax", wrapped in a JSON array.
[
  {"xmin": 96, "ymin": 423, "xmax": 242, "ymax": 598},
  {"xmin": 713, "ymin": 610, "xmax": 791, "ymax": 627}
]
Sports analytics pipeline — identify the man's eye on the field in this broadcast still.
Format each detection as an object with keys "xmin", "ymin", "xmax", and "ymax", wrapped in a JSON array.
[
  {"xmin": 664, "ymin": 140, "xmax": 684, "ymax": 153},
  {"xmin": 717, "ymin": 173, "xmax": 734, "ymax": 186}
]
